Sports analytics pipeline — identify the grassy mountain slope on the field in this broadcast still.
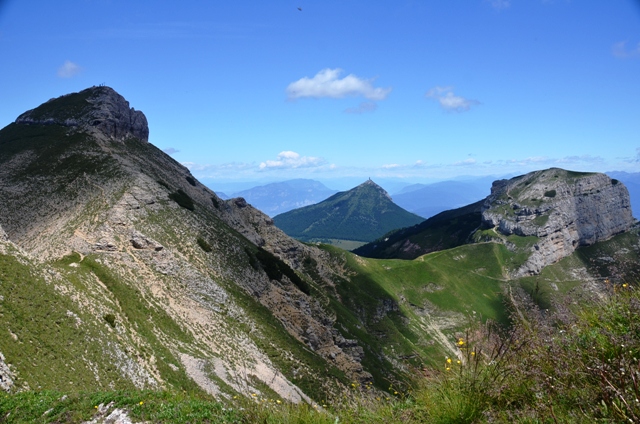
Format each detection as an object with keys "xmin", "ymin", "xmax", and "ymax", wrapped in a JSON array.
[
  {"xmin": 273, "ymin": 180, "xmax": 424, "ymax": 244},
  {"xmin": 353, "ymin": 201, "xmax": 483, "ymax": 259},
  {"xmin": 0, "ymin": 87, "xmax": 489, "ymax": 403},
  {"xmin": 0, "ymin": 87, "xmax": 362, "ymax": 400}
]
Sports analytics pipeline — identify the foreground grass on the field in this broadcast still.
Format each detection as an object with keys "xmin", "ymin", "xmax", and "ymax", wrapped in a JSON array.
[
  {"xmin": 2, "ymin": 284, "xmax": 639, "ymax": 423},
  {"xmin": 0, "ymin": 389, "xmax": 417, "ymax": 424}
]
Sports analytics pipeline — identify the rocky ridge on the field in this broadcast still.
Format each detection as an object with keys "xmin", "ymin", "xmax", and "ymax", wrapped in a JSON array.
[
  {"xmin": 0, "ymin": 86, "xmax": 386, "ymax": 399},
  {"xmin": 482, "ymin": 168, "xmax": 636, "ymax": 275},
  {"xmin": 16, "ymin": 86, "xmax": 149, "ymax": 142}
]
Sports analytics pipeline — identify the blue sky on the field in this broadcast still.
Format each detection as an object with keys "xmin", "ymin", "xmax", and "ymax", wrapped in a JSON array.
[{"xmin": 1, "ymin": 1, "xmax": 639, "ymax": 191}]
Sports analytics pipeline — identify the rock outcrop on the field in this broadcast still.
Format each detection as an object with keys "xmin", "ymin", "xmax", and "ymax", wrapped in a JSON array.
[
  {"xmin": 15, "ymin": 86, "xmax": 149, "ymax": 142},
  {"xmin": 482, "ymin": 168, "xmax": 636, "ymax": 275},
  {"xmin": 0, "ymin": 351, "xmax": 15, "ymax": 392}
]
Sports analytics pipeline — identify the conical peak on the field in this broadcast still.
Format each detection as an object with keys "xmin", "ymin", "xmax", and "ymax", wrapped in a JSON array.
[
  {"xmin": 353, "ymin": 179, "xmax": 392, "ymax": 200},
  {"xmin": 358, "ymin": 178, "xmax": 383, "ymax": 189}
]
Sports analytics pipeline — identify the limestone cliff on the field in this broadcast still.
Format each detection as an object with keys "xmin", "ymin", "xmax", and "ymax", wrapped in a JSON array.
[
  {"xmin": 15, "ymin": 86, "xmax": 149, "ymax": 142},
  {"xmin": 482, "ymin": 168, "xmax": 636, "ymax": 275}
]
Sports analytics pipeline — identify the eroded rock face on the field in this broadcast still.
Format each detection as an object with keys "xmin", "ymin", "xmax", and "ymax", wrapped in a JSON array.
[
  {"xmin": 16, "ymin": 86, "xmax": 149, "ymax": 142},
  {"xmin": 482, "ymin": 168, "xmax": 636, "ymax": 275}
]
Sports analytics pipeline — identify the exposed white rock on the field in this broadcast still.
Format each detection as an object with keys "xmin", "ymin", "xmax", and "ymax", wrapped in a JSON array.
[
  {"xmin": 0, "ymin": 351, "xmax": 15, "ymax": 392},
  {"xmin": 482, "ymin": 168, "xmax": 636, "ymax": 275}
]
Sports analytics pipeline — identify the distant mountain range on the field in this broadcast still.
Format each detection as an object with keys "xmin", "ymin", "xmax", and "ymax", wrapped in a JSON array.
[
  {"xmin": 210, "ymin": 171, "xmax": 640, "ymax": 222},
  {"xmin": 221, "ymin": 179, "xmax": 337, "ymax": 216},
  {"xmin": 391, "ymin": 178, "xmax": 495, "ymax": 218},
  {"xmin": 210, "ymin": 177, "xmax": 495, "ymax": 219},
  {"xmin": 273, "ymin": 179, "xmax": 424, "ymax": 244}
]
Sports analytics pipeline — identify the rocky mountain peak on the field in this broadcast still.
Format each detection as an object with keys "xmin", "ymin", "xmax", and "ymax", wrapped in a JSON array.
[
  {"xmin": 357, "ymin": 179, "xmax": 392, "ymax": 201},
  {"xmin": 482, "ymin": 168, "xmax": 636, "ymax": 275},
  {"xmin": 15, "ymin": 86, "xmax": 149, "ymax": 142}
]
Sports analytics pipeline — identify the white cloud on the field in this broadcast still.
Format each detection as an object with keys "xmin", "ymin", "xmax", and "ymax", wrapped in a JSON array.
[
  {"xmin": 259, "ymin": 151, "xmax": 326, "ymax": 170},
  {"xmin": 163, "ymin": 147, "xmax": 180, "ymax": 155},
  {"xmin": 286, "ymin": 68, "xmax": 392, "ymax": 101},
  {"xmin": 425, "ymin": 86, "xmax": 480, "ymax": 112},
  {"xmin": 344, "ymin": 101, "xmax": 378, "ymax": 114},
  {"xmin": 57, "ymin": 60, "xmax": 82, "ymax": 78},
  {"xmin": 486, "ymin": 0, "xmax": 510, "ymax": 10},
  {"xmin": 612, "ymin": 41, "xmax": 640, "ymax": 59},
  {"xmin": 382, "ymin": 163, "xmax": 400, "ymax": 169}
]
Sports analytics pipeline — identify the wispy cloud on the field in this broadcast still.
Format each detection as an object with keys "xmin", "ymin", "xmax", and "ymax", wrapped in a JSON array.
[
  {"xmin": 57, "ymin": 60, "xmax": 82, "ymax": 78},
  {"xmin": 286, "ymin": 68, "xmax": 392, "ymax": 101},
  {"xmin": 344, "ymin": 101, "xmax": 378, "ymax": 114},
  {"xmin": 555, "ymin": 155, "xmax": 604, "ymax": 165},
  {"xmin": 486, "ymin": 0, "xmax": 511, "ymax": 10},
  {"xmin": 453, "ymin": 158, "xmax": 477, "ymax": 166},
  {"xmin": 612, "ymin": 41, "xmax": 640, "ymax": 59},
  {"xmin": 182, "ymin": 152, "xmax": 619, "ymax": 185},
  {"xmin": 259, "ymin": 151, "xmax": 326, "ymax": 170},
  {"xmin": 182, "ymin": 161, "xmax": 257, "ymax": 180},
  {"xmin": 425, "ymin": 86, "xmax": 480, "ymax": 113},
  {"xmin": 621, "ymin": 147, "xmax": 640, "ymax": 164},
  {"xmin": 163, "ymin": 147, "xmax": 180, "ymax": 155},
  {"xmin": 496, "ymin": 155, "xmax": 605, "ymax": 167}
]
